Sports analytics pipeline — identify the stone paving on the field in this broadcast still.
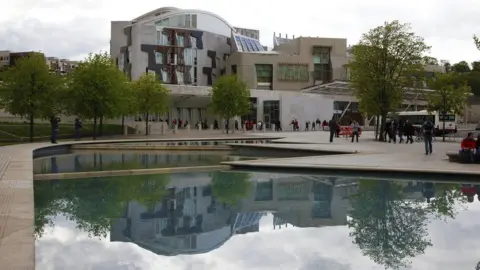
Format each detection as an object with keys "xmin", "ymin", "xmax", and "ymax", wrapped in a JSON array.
[
  {"xmin": 0, "ymin": 130, "xmax": 474, "ymax": 269},
  {"xmin": 224, "ymin": 131, "xmax": 480, "ymax": 175}
]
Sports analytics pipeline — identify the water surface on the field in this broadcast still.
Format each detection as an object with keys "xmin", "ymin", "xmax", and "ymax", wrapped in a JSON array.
[
  {"xmin": 34, "ymin": 172, "xmax": 480, "ymax": 270},
  {"xmin": 33, "ymin": 151, "xmax": 258, "ymax": 174}
]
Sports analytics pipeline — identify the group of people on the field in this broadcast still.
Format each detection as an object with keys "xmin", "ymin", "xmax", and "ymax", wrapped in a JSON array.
[
  {"xmin": 49, "ymin": 116, "xmax": 83, "ymax": 144},
  {"xmin": 384, "ymin": 118, "xmax": 435, "ymax": 155}
]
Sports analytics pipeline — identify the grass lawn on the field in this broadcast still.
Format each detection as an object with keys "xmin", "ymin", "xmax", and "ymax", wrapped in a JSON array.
[{"xmin": 0, "ymin": 123, "xmax": 135, "ymax": 141}]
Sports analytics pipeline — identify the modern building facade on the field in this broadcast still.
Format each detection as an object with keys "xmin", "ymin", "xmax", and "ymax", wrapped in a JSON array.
[{"xmin": 110, "ymin": 7, "xmax": 453, "ymax": 130}]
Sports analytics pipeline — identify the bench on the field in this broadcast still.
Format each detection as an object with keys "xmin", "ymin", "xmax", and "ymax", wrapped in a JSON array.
[{"xmin": 446, "ymin": 151, "xmax": 480, "ymax": 163}]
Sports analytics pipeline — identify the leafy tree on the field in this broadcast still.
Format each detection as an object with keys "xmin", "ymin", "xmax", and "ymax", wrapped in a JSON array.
[
  {"xmin": 440, "ymin": 60, "xmax": 452, "ymax": 73},
  {"xmin": 211, "ymin": 171, "xmax": 251, "ymax": 205},
  {"xmin": 0, "ymin": 53, "xmax": 61, "ymax": 142},
  {"xmin": 348, "ymin": 21, "xmax": 429, "ymax": 141},
  {"xmin": 422, "ymin": 56, "xmax": 438, "ymax": 66},
  {"xmin": 210, "ymin": 75, "xmax": 251, "ymax": 134},
  {"xmin": 426, "ymin": 72, "xmax": 471, "ymax": 141},
  {"xmin": 474, "ymin": 35, "xmax": 480, "ymax": 51},
  {"xmin": 452, "ymin": 61, "xmax": 471, "ymax": 73},
  {"xmin": 130, "ymin": 73, "xmax": 170, "ymax": 135},
  {"xmin": 67, "ymin": 52, "xmax": 129, "ymax": 139},
  {"xmin": 348, "ymin": 180, "xmax": 431, "ymax": 269},
  {"xmin": 472, "ymin": 62, "xmax": 480, "ymax": 72}
]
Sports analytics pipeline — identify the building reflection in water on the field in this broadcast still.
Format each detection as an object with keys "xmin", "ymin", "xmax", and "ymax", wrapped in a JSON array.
[{"xmin": 109, "ymin": 173, "xmax": 439, "ymax": 255}]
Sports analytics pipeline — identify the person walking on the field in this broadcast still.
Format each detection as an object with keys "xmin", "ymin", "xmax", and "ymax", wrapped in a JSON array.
[
  {"xmin": 74, "ymin": 118, "xmax": 82, "ymax": 140},
  {"xmin": 404, "ymin": 120, "xmax": 414, "ymax": 144},
  {"xmin": 328, "ymin": 116, "xmax": 336, "ymax": 143},
  {"xmin": 423, "ymin": 117, "xmax": 434, "ymax": 155},
  {"xmin": 398, "ymin": 119, "xmax": 405, "ymax": 143},
  {"xmin": 50, "ymin": 116, "xmax": 60, "ymax": 144},
  {"xmin": 351, "ymin": 120, "xmax": 360, "ymax": 143}
]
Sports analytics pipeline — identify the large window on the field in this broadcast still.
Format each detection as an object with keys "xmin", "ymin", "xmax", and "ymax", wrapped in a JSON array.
[
  {"xmin": 277, "ymin": 63, "xmax": 309, "ymax": 82},
  {"xmin": 255, "ymin": 64, "xmax": 273, "ymax": 83},
  {"xmin": 155, "ymin": 14, "xmax": 198, "ymax": 28}
]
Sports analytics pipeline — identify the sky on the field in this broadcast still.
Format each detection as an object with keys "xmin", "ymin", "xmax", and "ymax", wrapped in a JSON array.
[
  {"xmin": 1, "ymin": 0, "xmax": 480, "ymax": 64},
  {"xmin": 36, "ymin": 206, "xmax": 480, "ymax": 270}
]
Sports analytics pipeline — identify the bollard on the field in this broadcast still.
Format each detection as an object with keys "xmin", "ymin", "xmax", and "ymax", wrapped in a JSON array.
[
  {"xmin": 272, "ymin": 124, "xmax": 276, "ymax": 132},
  {"xmin": 160, "ymin": 123, "xmax": 164, "ymax": 135},
  {"xmin": 210, "ymin": 124, "xmax": 214, "ymax": 130},
  {"xmin": 173, "ymin": 125, "xmax": 177, "ymax": 134},
  {"xmin": 123, "ymin": 125, "xmax": 128, "ymax": 135},
  {"xmin": 187, "ymin": 124, "xmax": 190, "ymax": 133}
]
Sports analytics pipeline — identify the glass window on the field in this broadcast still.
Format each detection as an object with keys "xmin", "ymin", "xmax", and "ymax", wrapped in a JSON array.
[
  {"xmin": 255, "ymin": 64, "xmax": 273, "ymax": 83},
  {"xmin": 176, "ymin": 34, "xmax": 184, "ymax": 47},
  {"xmin": 277, "ymin": 64, "xmax": 309, "ymax": 82},
  {"xmin": 185, "ymin": 14, "xmax": 191, "ymax": 27},
  {"xmin": 155, "ymin": 18, "xmax": 170, "ymax": 26},
  {"xmin": 184, "ymin": 48, "xmax": 194, "ymax": 65},
  {"xmin": 191, "ymin": 14, "xmax": 197, "ymax": 28},
  {"xmin": 155, "ymin": 52, "xmax": 163, "ymax": 64}
]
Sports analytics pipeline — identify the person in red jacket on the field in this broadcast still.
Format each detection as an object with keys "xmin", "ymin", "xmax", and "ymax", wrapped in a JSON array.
[{"xmin": 460, "ymin": 133, "xmax": 476, "ymax": 162}]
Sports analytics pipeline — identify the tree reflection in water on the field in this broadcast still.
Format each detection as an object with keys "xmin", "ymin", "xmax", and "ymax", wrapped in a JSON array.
[
  {"xmin": 347, "ymin": 180, "xmax": 464, "ymax": 269},
  {"xmin": 34, "ymin": 174, "xmax": 170, "ymax": 238}
]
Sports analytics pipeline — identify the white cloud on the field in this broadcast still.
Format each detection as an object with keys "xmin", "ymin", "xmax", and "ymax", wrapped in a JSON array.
[
  {"xmin": 2, "ymin": 0, "xmax": 479, "ymax": 63},
  {"xmin": 35, "ymin": 203, "xmax": 480, "ymax": 270}
]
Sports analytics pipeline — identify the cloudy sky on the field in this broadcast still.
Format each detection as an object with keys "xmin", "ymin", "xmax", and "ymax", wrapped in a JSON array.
[
  {"xmin": 2, "ymin": 0, "xmax": 480, "ymax": 64},
  {"xmin": 36, "ymin": 205, "xmax": 480, "ymax": 270}
]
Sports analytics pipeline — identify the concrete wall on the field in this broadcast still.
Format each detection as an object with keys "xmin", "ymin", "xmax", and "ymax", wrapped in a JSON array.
[
  {"xmin": 251, "ymin": 90, "xmax": 334, "ymax": 130},
  {"xmin": 226, "ymin": 37, "xmax": 348, "ymax": 91}
]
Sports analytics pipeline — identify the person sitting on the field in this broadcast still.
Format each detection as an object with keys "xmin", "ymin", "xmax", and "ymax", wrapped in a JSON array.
[{"xmin": 460, "ymin": 132, "xmax": 476, "ymax": 162}]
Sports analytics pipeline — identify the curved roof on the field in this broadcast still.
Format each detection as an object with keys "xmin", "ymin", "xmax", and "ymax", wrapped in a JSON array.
[
  {"xmin": 134, "ymin": 7, "xmax": 235, "ymax": 31},
  {"xmin": 133, "ymin": 7, "xmax": 179, "ymax": 21}
]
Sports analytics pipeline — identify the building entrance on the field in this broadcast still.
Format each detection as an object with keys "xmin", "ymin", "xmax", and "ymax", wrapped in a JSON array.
[{"xmin": 263, "ymin": 100, "xmax": 280, "ymax": 129}]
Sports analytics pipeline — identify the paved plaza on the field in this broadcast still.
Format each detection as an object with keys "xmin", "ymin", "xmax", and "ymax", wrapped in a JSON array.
[
  {"xmin": 0, "ymin": 130, "xmax": 476, "ymax": 269},
  {"xmin": 229, "ymin": 131, "xmax": 479, "ymax": 175}
]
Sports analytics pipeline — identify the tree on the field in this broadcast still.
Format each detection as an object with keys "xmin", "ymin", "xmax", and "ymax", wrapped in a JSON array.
[
  {"xmin": 130, "ymin": 73, "xmax": 170, "ymax": 135},
  {"xmin": 452, "ymin": 61, "xmax": 471, "ymax": 73},
  {"xmin": 472, "ymin": 62, "xmax": 480, "ymax": 72},
  {"xmin": 474, "ymin": 35, "xmax": 480, "ymax": 51},
  {"xmin": 426, "ymin": 72, "xmax": 471, "ymax": 141},
  {"xmin": 348, "ymin": 180, "xmax": 431, "ymax": 269},
  {"xmin": 211, "ymin": 171, "xmax": 251, "ymax": 205},
  {"xmin": 210, "ymin": 75, "xmax": 251, "ymax": 133},
  {"xmin": 67, "ymin": 52, "xmax": 129, "ymax": 139},
  {"xmin": 0, "ymin": 53, "xmax": 61, "ymax": 142},
  {"xmin": 422, "ymin": 56, "xmax": 438, "ymax": 66},
  {"xmin": 440, "ymin": 60, "xmax": 452, "ymax": 73},
  {"xmin": 349, "ymin": 21, "xmax": 429, "ymax": 141}
]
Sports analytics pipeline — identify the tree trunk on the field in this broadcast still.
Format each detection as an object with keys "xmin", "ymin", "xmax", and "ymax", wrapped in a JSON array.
[
  {"xmin": 121, "ymin": 116, "xmax": 125, "ymax": 132},
  {"xmin": 29, "ymin": 114, "xmax": 34, "ymax": 142},
  {"xmin": 99, "ymin": 117, "xmax": 103, "ymax": 137},
  {"xmin": 375, "ymin": 115, "xmax": 380, "ymax": 141},
  {"xmin": 145, "ymin": 113, "xmax": 149, "ymax": 136},
  {"xmin": 93, "ymin": 117, "xmax": 97, "ymax": 140},
  {"xmin": 378, "ymin": 112, "xmax": 387, "ymax": 142}
]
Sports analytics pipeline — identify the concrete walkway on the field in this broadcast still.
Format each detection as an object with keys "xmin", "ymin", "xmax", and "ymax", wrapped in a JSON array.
[{"xmin": 224, "ymin": 131, "xmax": 479, "ymax": 175}]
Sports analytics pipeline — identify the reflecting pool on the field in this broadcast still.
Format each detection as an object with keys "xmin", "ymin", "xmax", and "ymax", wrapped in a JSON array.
[
  {"xmin": 34, "ymin": 172, "xmax": 480, "ymax": 270},
  {"xmin": 33, "ymin": 151, "xmax": 259, "ymax": 174}
]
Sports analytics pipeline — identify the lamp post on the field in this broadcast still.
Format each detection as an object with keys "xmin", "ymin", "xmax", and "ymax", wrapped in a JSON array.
[{"xmin": 442, "ymin": 92, "xmax": 447, "ymax": 142}]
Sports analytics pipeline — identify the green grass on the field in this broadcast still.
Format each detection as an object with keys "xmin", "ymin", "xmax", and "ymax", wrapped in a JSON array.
[{"xmin": 0, "ymin": 123, "xmax": 135, "ymax": 141}]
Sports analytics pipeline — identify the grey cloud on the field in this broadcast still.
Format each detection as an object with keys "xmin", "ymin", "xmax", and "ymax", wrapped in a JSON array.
[{"xmin": 0, "ymin": 17, "xmax": 109, "ymax": 60}]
